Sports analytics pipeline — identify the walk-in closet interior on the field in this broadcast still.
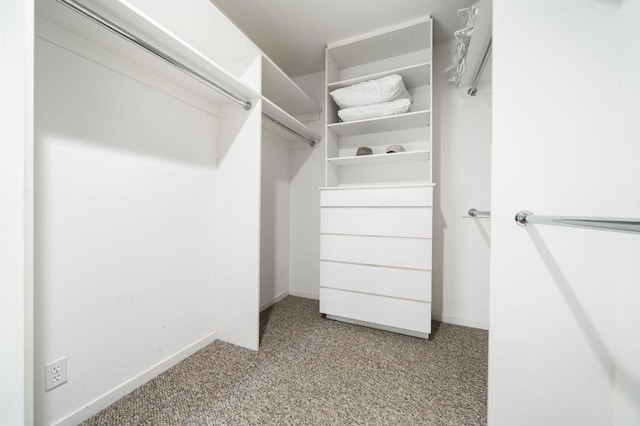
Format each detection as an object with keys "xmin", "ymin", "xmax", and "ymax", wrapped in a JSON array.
[
  {"xmin": 25, "ymin": 0, "xmax": 491, "ymax": 423},
  {"xmin": 7, "ymin": 0, "xmax": 640, "ymax": 424}
]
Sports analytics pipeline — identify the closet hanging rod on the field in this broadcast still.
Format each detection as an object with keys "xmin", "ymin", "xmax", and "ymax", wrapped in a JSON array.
[
  {"xmin": 515, "ymin": 210, "xmax": 640, "ymax": 234},
  {"xmin": 58, "ymin": 0, "xmax": 253, "ymax": 111},
  {"xmin": 468, "ymin": 37, "xmax": 492, "ymax": 96},
  {"xmin": 468, "ymin": 208, "xmax": 491, "ymax": 218},
  {"xmin": 262, "ymin": 113, "xmax": 317, "ymax": 147}
]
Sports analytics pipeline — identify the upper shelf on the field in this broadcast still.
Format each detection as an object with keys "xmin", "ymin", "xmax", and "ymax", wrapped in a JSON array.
[
  {"xmin": 262, "ymin": 57, "xmax": 320, "ymax": 118},
  {"xmin": 326, "ymin": 17, "xmax": 431, "ymax": 85},
  {"xmin": 36, "ymin": 0, "xmax": 322, "ymax": 125},
  {"xmin": 327, "ymin": 110, "xmax": 430, "ymax": 137},
  {"xmin": 327, "ymin": 17, "xmax": 431, "ymax": 71},
  {"xmin": 262, "ymin": 97, "xmax": 321, "ymax": 149},
  {"xmin": 36, "ymin": 0, "xmax": 262, "ymax": 109},
  {"xmin": 327, "ymin": 62, "xmax": 430, "ymax": 91}
]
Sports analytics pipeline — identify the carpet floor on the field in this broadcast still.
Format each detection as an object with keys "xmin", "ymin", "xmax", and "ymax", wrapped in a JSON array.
[{"xmin": 84, "ymin": 296, "xmax": 488, "ymax": 425}]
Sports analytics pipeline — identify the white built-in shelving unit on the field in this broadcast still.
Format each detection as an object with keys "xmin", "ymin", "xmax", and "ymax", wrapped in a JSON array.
[
  {"xmin": 324, "ymin": 17, "xmax": 433, "ymax": 187},
  {"xmin": 320, "ymin": 17, "xmax": 434, "ymax": 338}
]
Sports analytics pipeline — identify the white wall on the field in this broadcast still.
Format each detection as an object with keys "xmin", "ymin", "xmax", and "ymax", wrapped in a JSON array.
[
  {"xmin": 490, "ymin": 0, "xmax": 640, "ymax": 424},
  {"xmin": 0, "ymin": 1, "xmax": 34, "ymax": 424},
  {"xmin": 289, "ymin": 71, "xmax": 326, "ymax": 299},
  {"xmin": 432, "ymin": 39, "xmax": 492, "ymax": 329},
  {"xmin": 260, "ymin": 138, "xmax": 291, "ymax": 309},
  {"xmin": 35, "ymin": 39, "xmax": 218, "ymax": 425},
  {"xmin": 614, "ymin": 3, "xmax": 640, "ymax": 423}
]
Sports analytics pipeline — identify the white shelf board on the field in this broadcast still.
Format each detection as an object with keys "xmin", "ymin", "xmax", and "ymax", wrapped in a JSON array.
[
  {"xmin": 320, "ymin": 182, "xmax": 435, "ymax": 191},
  {"xmin": 328, "ymin": 150, "xmax": 430, "ymax": 167},
  {"xmin": 327, "ymin": 17, "xmax": 431, "ymax": 70},
  {"xmin": 262, "ymin": 57, "xmax": 320, "ymax": 116},
  {"xmin": 328, "ymin": 110, "xmax": 430, "ymax": 137},
  {"xmin": 328, "ymin": 62, "xmax": 430, "ymax": 90},
  {"xmin": 262, "ymin": 97, "xmax": 321, "ymax": 149},
  {"xmin": 36, "ymin": 0, "xmax": 261, "ymax": 107}
]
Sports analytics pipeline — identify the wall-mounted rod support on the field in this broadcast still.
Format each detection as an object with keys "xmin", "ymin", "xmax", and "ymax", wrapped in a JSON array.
[
  {"xmin": 262, "ymin": 113, "xmax": 317, "ymax": 147},
  {"xmin": 468, "ymin": 37, "xmax": 492, "ymax": 96},
  {"xmin": 58, "ymin": 0, "xmax": 253, "ymax": 111},
  {"xmin": 515, "ymin": 210, "xmax": 640, "ymax": 234},
  {"xmin": 468, "ymin": 208, "xmax": 491, "ymax": 218}
]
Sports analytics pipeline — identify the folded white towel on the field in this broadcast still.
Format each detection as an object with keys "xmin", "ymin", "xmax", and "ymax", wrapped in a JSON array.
[
  {"xmin": 330, "ymin": 74, "xmax": 411, "ymax": 109},
  {"xmin": 337, "ymin": 98, "xmax": 412, "ymax": 122}
]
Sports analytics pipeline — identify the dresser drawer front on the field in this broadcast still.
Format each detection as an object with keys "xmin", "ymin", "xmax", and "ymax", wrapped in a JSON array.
[
  {"xmin": 320, "ymin": 288, "xmax": 431, "ymax": 333},
  {"xmin": 321, "ymin": 207, "xmax": 432, "ymax": 238},
  {"xmin": 320, "ymin": 186, "xmax": 433, "ymax": 207},
  {"xmin": 320, "ymin": 261, "xmax": 431, "ymax": 301},
  {"xmin": 320, "ymin": 234, "xmax": 431, "ymax": 270}
]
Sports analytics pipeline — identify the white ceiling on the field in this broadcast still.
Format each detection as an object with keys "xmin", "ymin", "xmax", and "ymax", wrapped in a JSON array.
[{"xmin": 210, "ymin": 0, "xmax": 476, "ymax": 78}]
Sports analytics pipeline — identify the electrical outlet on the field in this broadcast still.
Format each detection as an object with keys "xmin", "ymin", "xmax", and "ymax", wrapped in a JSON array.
[{"xmin": 45, "ymin": 357, "xmax": 67, "ymax": 391}]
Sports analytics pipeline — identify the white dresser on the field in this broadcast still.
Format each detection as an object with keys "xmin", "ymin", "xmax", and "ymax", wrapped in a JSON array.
[
  {"xmin": 320, "ymin": 18, "xmax": 433, "ymax": 338},
  {"xmin": 319, "ymin": 185, "xmax": 433, "ymax": 338}
]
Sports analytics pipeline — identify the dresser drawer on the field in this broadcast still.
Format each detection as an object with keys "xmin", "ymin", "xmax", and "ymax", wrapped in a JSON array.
[
  {"xmin": 320, "ymin": 261, "xmax": 431, "ymax": 301},
  {"xmin": 320, "ymin": 288, "xmax": 431, "ymax": 334},
  {"xmin": 321, "ymin": 207, "xmax": 432, "ymax": 238},
  {"xmin": 320, "ymin": 186, "xmax": 433, "ymax": 207},
  {"xmin": 320, "ymin": 234, "xmax": 431, "ymax": 270}
]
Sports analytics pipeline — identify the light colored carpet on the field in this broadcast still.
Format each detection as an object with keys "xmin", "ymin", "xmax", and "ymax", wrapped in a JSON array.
[{"xmin": 84, "ymin": 296, "xmax": 488, "ymax": 425}]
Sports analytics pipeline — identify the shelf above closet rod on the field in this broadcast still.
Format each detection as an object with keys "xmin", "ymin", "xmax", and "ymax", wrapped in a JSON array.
[{"xmin": 58, "ymin": 0, "xmax": 253, "ymax": 110}]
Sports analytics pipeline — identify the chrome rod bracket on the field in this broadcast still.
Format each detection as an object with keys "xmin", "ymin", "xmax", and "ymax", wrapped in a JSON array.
[
  {"xmin": 515, "ymin": 210, "xmax": 533, "ymax": 227},
  {"xmin": 468, "ymin": 208, "xmax": 491, "ymax": 218}
]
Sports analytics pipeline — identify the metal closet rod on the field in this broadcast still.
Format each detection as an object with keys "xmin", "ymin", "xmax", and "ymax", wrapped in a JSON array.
[
  {"xmin": 515, "ymin": 211, "xmax": 640, "ymax": 234},
  {"xmin": 468, "ymin": 37, "xmax": 492, "ymax": 97},
  {"xmin": 468, "ymin": 208, "xmax": 491, "ymax": 218},
  {"xmin": 262, "ymin": 113, "xmax": 317, "ymax": 147},
  {"xmin": 58, "ymin": 0, "xmax": 253, "ymax": 111}
]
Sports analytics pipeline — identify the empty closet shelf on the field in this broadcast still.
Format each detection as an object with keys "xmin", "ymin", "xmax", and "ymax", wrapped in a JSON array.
[{"xmin": 328, "ymin": 110, "xmax": 430, "ymax": 137}]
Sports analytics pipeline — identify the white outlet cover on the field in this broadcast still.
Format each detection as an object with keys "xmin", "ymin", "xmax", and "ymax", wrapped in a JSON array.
[{"xmin": 45, "ymin": 357, "xmax": 68, "ymax": 391}]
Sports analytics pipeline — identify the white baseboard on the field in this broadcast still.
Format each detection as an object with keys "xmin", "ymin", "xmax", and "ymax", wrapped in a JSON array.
[
  {"xmin": 288, "ymin": 289, "xmax": 319, "ymax": 300},
  {"xmin": 260, "ymin": 289, "xmax": 289, "ymax": 311},
  {"xmin": 432, "ymin": 312, "xmax": 489, "ymax": 330},
  {"xmin": 51, "ymin": 331, "xmax": 218, "ymax": 426}
]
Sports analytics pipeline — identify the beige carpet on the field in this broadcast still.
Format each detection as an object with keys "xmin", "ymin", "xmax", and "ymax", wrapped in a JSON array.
[{"xmin": 84, "ymin": 296, "xmax": 488, "ymax": 425}]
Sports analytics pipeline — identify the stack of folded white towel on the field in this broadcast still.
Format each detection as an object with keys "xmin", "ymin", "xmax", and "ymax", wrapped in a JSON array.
[{"xmin": 329, "ymin": 74, "xmax": 412, "ymax": 122}]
